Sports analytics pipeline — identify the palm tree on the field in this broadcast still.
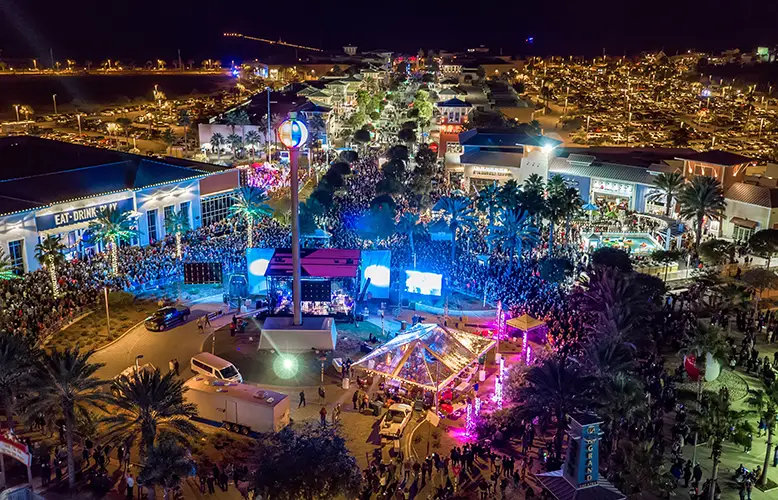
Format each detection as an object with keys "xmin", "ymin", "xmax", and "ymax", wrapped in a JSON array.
[
  {"xmin": 210, "ymin": 132, "xmax": 225, "ymax": 161},
  {"xmin": 578, "ymin": 267, "xmax": 652, "ymax": 344},
  {"xmin": 487, "ymin": 209, "xmax": 539, "ymax": 271},
  {"xmin": 514, "ymin": 355, "xmax": 594, "ymax": 458},
  {"xmin": 496, "ymin": 179, "xmax": 521, "ymax": 210},
  {"xmin": 89, "ymin": 207, "xmax": 138, "ymax": 275},
  {"xmin": 229, "ymin": 187, "xmax": 272, "ymax": 249},
  {"xmin": 176, "ymin": 109, "xmax": 191, "ymax": 150},
  {"xmin": 693, "ymin": 390, "xmax": 746, "ymax": 498},
  {"xmin": 747, "ymin": 385, "xmax": 778, "ymax": 486},
  {"xmin": 161, "ymin": 128, "xmax": 176, "ymax": 151},
  {"xmin": 678, "ymin": 176, "xmax": 726, "ymax": 252},
  {"xmin": 648, "ymin": 171, "xmax": 685, "ymax": 217},
  {"xmin": 432, "ymin": 196, "xmax": 476, "ymax": 261},
  {"xmin": 245, "ymin": 130, "xmax": 262, "ymax": 162},
  {"xmin": 226, "ymin": 133, "xmax": 242, "ymax": 159},
  {"xmin": 26, "ymin": 348, "xmax": 107, "ymax": 489},
  {"xmin": 19, "ymin": 105, "xmax": 34, "ymax": 120},
  {"xmin": 163, "ymin": 209, "xmax": 190, "ymax": 259},
  {"xmin": 0, "ymin": 333, "xmax": 36, "ymax": 430},
  {"xmin": 0, "ymin": 249, "xmax": 18, "ymax": 280},
  {"xmin": 476, "ymin": 182, "xmax": 501, "ymax": 227},
  {"xmin": 559, "ymin": 186, "xmax": 583, "ymax": 245},
  {"xmin": 523, "ymin": 173, "xmax": 545, "ymax": 194},
  {"xmin": 138, "ymin": 436, "xmax": 195, "ymax": 500},
  {"xmin": 35, "ymin": 235, "xmax": 66, "ymax": 297},
  {"xmin": 103, "ymin": 368, "xmax": 199, "ymax": 455},
  {"xmin": 598, "ymin": 372, "xmax": 646, "ymax": 452},
  {"xmin": 396, "ymin": 212, "xmax": 425, "ymax": 269}
]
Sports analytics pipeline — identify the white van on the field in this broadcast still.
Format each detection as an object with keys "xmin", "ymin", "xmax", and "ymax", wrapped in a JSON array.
[{"xmin": 190, "ymin": 353, "xmax": 243, "ymax": 384}]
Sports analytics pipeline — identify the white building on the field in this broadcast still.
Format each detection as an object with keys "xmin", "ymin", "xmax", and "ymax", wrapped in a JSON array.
[{"xmin": 0, "ymin": 137, "xmax": 239, "ymax": 272}]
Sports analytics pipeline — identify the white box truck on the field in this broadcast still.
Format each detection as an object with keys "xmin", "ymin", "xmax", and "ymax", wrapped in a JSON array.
[{"xmin": 184, "ymin": 376, "xmax": 290, "ymax": 434}]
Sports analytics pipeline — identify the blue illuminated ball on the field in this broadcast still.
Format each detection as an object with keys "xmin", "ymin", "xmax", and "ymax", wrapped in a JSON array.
[{"xmin": 277, "ymin": 119, "xmax": 309, "ymax": 149}]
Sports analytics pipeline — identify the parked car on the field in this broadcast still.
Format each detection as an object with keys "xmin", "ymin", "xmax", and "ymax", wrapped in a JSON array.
[
  {"xmin": 379, "ymin": 403, "xmax": 413, "ymax": 439},
  {"xmin": 109, "ymin": 363, "xmax": 157, "ymax": 396},
  {"xmin": 144, "ymin": 305, "xmax": 190, "ymax": 331}
]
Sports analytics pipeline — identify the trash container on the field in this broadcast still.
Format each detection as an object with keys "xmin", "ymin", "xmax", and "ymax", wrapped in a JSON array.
[
  {"xmin": 400, "ymin": 320, "xmax": 407, "ymax": 331},
  {"xmin": 370, "ymin": 400, "xmax": 384, "ymax": 416},
  {"xmin": 342, "ymin": 377, "xmax": 350, "ymax": 390}
]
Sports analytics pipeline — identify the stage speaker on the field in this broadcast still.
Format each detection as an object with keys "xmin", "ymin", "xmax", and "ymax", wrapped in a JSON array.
[
  {"xmin": 183, "ymin": 262, "xmax": 223, "ymax": 284},
  {"xmin": 302, "ymin": 280, "xmax": 332, "ymax": 302}
]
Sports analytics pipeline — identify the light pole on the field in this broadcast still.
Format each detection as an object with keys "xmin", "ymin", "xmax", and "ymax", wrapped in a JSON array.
[
  {"xmin": 52, "ymin": 94, "xmax": 58, "ymax": 115},
  {"xmin": 104, "ymin": 287, "xmax": 111, "ymax": 337},
  {"xmin": 13, "ymin": 105, "xmax": 19, "ymax": 122},
  {"xmin": 76, "ymin": 113, "xmax": 82, "ymax": 135},
  {"xmin": 277, "ymin": 113, "xmax": 309, "ymax": 326}
]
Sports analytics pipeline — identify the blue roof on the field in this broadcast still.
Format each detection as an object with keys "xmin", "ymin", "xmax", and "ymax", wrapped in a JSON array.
[
  {"xmin": 436, "ymin": 98, "xmax": 471, "ymax": 108},
  {"xmin": 0, "ymin": 137, "xmax": 210, "ymax": 215}
]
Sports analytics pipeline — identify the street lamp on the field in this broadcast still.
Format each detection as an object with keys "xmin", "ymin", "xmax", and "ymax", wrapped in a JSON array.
[{"xmin": 277, "ymin": 113, "xmax": 309, "ymax": 326}]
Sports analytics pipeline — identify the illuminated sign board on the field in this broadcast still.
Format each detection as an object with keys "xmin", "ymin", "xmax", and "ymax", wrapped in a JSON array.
[{"xmin": 36, "ymin": 198, "xmax": 135, "ymax": 232}]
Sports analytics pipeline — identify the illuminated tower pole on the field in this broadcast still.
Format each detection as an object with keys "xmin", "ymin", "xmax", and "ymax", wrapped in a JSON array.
[{"xmin": 277, "ymin": 113, "xmax": 309, "ymax": 326}]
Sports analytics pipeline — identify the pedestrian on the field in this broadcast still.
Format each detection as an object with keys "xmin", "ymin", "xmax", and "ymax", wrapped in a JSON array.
[
  {"xmin": 219, "ymin": 469, "xmax": 229, "ymax": 491},
  {"xmin": 320, "ymin": 406, "xmax": 327, "ymax": 426},
  {"xmin": 117, "ymin": 444, "xmax": 125, "ymax": 466},
  {"xmin": 207, "ymin": 473, "xmax": 216, "ymax": 494},
  {"xmin": 82, "ymin": 446, "xmax": 90, "ymax": 467},
  {"xmin": 168, "ymin": 359, "xmax": 175, "ymax": 374},
  {"xmin": 353, "ymin": 389, "xmax": 360, "ymax": 410},
  {"xmin": 204, "ymin": 314, "xmax": 212, "ymax": 328},
  {"xmin": 318, "ymin": 385, "xmax": 326, "ymax": 404},
  {"xmin": 298, "ymin": 390, "xmax": 306, "ymax": 408},
  {"xmin": 174, "ymin": 358, "xmax": 180, "ymax": 376},
  {"xmin": 125, "ymin": 473, "xmax": 134, "ymax": 500},
  {"xmin": 745, "ymin": 433, "xmax": 753, "ymax": 453},
  {"xmin": 693, "ymin": 463, "xmax": 703, "ymax": 487},
  {"xmin": 774, "ymin": 444, "xmax": 778, "ymax": 467},
  {"xmin": 683, "ymin": 460, "xmax": 692, "ymax": 487},
  {"xmin": 333, "ymin": 403, "xmax": 341, "ymax": 423},
  {"xmin": 197, "ymin": 316, "xmax": 204, "ymax": 333},
  {"xmin": 41, "ymin": 459, "xmax": 50, "ymax": 486},
  {"xmin": 746, "ymin": 478, "xmax": 753, "ymax": 500}
]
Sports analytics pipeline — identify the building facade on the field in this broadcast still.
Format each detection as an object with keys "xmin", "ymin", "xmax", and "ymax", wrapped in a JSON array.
[{"xmin": 0, "ymin": 137, "xmax": 238, "ymax": 273}]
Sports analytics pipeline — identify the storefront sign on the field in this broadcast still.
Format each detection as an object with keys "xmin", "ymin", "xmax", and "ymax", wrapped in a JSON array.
[
  {"xmin": 591, "ymin": 178, "xmax": 633, "ymax": 197},
  {"xmin": 0, "ymin": 434, "xmax": 31, "ymax": 466},
  {"xmin": 36, "ymin": 198, "xmax": 134, "ymax": 231}
]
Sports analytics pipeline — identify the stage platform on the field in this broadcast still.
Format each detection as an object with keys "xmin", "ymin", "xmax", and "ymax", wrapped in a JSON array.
[{"xmin": 259, "ymin": 316, "xmax": 337, "ymax": 352}]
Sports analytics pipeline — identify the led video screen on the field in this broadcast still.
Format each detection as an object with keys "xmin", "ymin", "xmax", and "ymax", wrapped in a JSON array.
[
  {"xmin": 404, "ymin": 270, "xmax": 443, "ymax": 297},
  {"xmin": 246, "ymin": 248, "xmax": 275, "ymax": 294},
  {"xmin": 360, "ymin": 250, "xmax": 391, "ymax": 299}
]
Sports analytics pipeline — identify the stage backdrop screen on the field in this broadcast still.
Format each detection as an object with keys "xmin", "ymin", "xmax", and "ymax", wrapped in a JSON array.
[
  {"xmin": 404, "ymin": 270, "xmax": 443, "ymax": 296},
  {"xmin": 247, "ymin": 248, "xmax": 275, "ymax": 295},
  {"xmin": 360, "ymin": 250, "xmax": 391, "ymax": 299}
]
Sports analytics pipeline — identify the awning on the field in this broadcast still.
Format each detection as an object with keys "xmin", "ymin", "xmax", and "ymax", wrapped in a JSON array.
[
  {"xmin": 506, "ymin": 314, "xmax": 546, "ymax": 331},
  {"xmin": 730, "ymin": 217, "xmax": 758, "ymax": 229}
]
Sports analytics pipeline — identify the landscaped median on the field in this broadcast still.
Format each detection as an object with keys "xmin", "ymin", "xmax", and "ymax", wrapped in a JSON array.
[{"xmin": 44, "ymin": 291, "xmax": 158, "ymax": 351}]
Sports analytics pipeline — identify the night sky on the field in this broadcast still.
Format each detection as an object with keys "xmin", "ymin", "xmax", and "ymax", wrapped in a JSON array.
[{"xmin": 0, "ymin": 0, "xmax": 776, "ymax": 63}]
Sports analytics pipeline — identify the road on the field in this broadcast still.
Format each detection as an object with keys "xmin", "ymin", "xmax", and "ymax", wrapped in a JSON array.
[{"xmin": 92, "ymin": 301, "xmax": 226, "ymax": 379}]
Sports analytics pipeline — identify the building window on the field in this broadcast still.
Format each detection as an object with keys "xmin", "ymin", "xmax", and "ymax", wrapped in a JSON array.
[
  {"xmin": 179, "ymin": 201, "xmax": 191, "ymax": 228},
  {"xmin": 733, "ymin": 224, "xmax": 754, "ymax": 242},
  {"xmin": 7, "ymin": 239, "xmax": 24, "ymax": 274},
  {"xmin": 147, "ymin": 209, "xmax": 158, "ymax": 243},
  {"xmin": 163, "ymin": 205, "xmax": 175, "ymax": 234},
  {"xmin": 201, "ymin": 192, "xmax": 235, "ymax": 227}
]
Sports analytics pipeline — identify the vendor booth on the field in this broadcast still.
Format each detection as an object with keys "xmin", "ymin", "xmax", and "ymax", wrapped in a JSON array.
[{"xmin": 506, "ymin": 314, "xmax": 548, "ymax": 363}]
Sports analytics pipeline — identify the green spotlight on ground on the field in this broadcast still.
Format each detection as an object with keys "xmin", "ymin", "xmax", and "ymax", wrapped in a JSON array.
[{"xmin": 273, "ymin": 355, "xmax": 299, "ymax": 379}]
